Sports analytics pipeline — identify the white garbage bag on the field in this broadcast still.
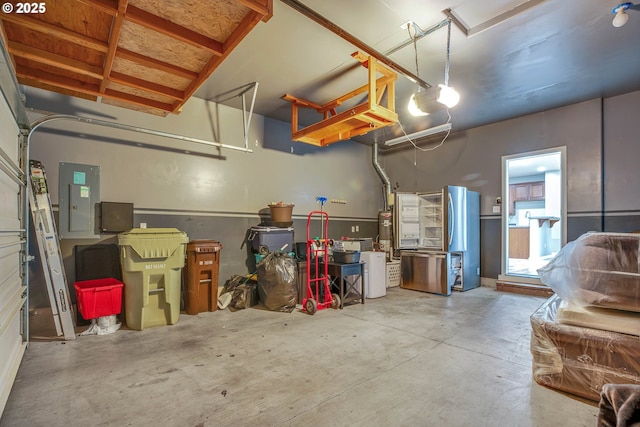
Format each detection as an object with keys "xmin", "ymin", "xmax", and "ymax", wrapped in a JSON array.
[{"xmin": 79, "ymin": 315, "xmax": 122, "ymax": 336}]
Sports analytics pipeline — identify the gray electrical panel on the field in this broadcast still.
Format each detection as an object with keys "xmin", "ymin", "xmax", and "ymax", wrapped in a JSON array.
[{"xmin": 58, "ymin": 162, "xmax": 100, "ymax": 239}]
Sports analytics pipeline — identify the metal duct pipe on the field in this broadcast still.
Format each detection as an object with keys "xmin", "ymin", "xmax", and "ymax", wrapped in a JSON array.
[{"xmin": 372, "ymin": 143, "xmax": 391, "ymax": 211}]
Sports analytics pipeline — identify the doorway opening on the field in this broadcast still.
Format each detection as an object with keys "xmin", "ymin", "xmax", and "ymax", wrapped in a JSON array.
[{"xmin": 499, "ymin": 147, "xmax": 566, "ymax": 284}]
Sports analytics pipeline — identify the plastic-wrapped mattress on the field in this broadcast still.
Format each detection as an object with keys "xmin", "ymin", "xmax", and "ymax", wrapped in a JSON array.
[
  {"xmin": 530, "ymin": 295, "xmax": 640, "ymax": 402},
  {"xmin": 538, "ymin": 232, "xmax": 640, "ymax": 312}
]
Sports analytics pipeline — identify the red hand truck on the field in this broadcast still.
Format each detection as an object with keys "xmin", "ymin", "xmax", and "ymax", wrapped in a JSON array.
[{"xmin": 303, "ymin": 211, "xmax": 340, "ymax": 314}]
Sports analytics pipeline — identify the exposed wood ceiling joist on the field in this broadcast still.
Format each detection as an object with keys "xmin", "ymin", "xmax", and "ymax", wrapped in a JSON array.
[{"xmin": 0, "ymin": 0, "xmax": 272, "ymax": 115}]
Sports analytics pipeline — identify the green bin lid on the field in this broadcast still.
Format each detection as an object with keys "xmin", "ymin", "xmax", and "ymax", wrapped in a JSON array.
[
  {"xmin": 118, "ymin": 228, "xmax": 189, "ymax": 259},
  {"xmin": 119, "ymin": 228, "xmax": 184, "ymax": 235}
]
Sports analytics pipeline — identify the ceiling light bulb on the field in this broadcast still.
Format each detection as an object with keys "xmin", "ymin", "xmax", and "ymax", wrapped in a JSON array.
[
  {"xmin": 408, "ymin": 93, "xmax": 429, "ymax": 116},
  {"xmin": 612, "ymin": 3, "xmax": 632, "ymax": 27},
  {"xmin": 613, "ymin": 9, "xmax": 629, "ymax": 26},
  {"xmin": 437, "ymin": 85, "xmax": 460, "ymax": 108}
]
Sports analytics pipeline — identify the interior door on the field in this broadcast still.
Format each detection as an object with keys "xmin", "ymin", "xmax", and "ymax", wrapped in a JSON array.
[
  {"xmin": 0, "ymin": 41, "xmax": 30, "ymax": 415},
  {"xmin": 500, "ymin": 148, "xmax": 566, "ymax": 282}
]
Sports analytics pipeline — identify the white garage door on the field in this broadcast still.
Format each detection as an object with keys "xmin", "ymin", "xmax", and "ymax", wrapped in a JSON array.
[{"xmin": 0, "ymin": 44, "xmax": 29, "ymax": 415}]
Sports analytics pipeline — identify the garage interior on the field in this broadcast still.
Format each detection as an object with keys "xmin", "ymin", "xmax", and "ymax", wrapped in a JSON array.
[{"xmin": 1, "ymin": 0, "xmax": 640, "ymax": 425}]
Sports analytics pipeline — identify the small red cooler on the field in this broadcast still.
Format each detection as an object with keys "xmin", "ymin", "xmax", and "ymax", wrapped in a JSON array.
[{"xmin": 74, "ymin": 278, "xmax": 124, "ymax": 320}]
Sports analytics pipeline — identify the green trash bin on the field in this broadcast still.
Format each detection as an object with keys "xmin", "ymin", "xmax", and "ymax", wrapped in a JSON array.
[{"xmin": 118, "ymin": 228, "xmax": 189, "ymax": 330}]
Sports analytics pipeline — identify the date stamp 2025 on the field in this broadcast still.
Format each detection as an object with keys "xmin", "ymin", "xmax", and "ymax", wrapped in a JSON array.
[{"xmin": 2, "ymin": 2, "xmax": 47, "ymax": 14}]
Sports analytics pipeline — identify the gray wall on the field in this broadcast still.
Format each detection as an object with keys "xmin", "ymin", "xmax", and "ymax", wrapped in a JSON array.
[
  {"xmin": 603, "ymin": 90, "xmax": 640, "ymax": 231},
  {"xmin": 381, "ymin": 98, "xmax": 602, "ymax": 215},
  {"xmin": 25, "ymin": 87, "xmax": 383, "ymax": 307},
  {"xmin": 381, "ymin": 96, "xmax": 613, "ymax": 279},
  {"xmin": 25, "ymin": 83, "xmax": 640, "ymax": 297}
]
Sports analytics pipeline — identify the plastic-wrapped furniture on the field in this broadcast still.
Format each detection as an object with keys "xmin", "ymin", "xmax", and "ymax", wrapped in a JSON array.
[
  {"xmin": 530, "ymin": 295, "xmax": 640, "ymax": 402},
  {"xmin": 538, "ymin": 232, "xmax": 640, "ymax": 312}
]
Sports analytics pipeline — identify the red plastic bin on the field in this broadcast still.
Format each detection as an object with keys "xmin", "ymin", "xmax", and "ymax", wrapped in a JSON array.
[{"xmin": 74, "ymin": 278, "xmax": 124, "ymax": 319}]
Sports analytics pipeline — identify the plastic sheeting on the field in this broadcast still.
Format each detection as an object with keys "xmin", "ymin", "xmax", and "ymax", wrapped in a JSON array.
[
  {"xmin": 79, "ymin": 315, "xmax": 122, "ymax": 336},
  {"xmin": 530, "ymin": 295, "xmax": 640, "ymax": 402},
  {"xmin": 538, "ymin": 232, "xmax": 640, "ymax": 312},
  {"xmin": 257, "ymin": 252, "xmax": 297, "ymax": 312}
]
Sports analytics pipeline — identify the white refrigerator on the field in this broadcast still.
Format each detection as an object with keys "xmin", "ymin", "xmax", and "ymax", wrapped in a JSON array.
[{"xmin": 360, "ymin": 251, "xmax": 386, "ymax": 298}]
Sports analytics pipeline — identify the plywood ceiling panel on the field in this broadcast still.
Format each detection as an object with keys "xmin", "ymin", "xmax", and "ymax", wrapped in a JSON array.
[
  {"xmin": 21, "ymin": 78, "xmax": 98, "ymax": 101},
  {"xmin": 129, "ymin": 0, "xmax": 249, "ymax": 41},
  {"xmin": 15, "ymin": 57, "xmax": 102, "ymax": 84},
  {"xmin": 106, "ymin": 80, "xmax": 175, "ymax": 104},
  {"xmin": 0, "ymin": 0, "xmax": 272, "ymax": 114},
  {"xmin": 110, "ymin": 57, "xmax": 192, "ymax": 91},
  {"xmin": 117, "ymin": 20, "xmax": 212, "ymax": 73},
  {"xmin": 4, "ymin": 22, "xmax": 106, "ymax": 67},
  {"xmin": 36, "ymin": 0, "xmax": 114, "ymax": 40}
]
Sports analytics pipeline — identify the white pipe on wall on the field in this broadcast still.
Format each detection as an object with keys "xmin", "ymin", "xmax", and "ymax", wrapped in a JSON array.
[{"xmin": 28, "ymin": 114, "xmax": 254, "ymax": 154}]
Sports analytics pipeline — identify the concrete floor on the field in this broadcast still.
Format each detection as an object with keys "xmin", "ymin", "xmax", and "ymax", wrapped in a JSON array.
[{"xmin": 1, "ymin": 287, "xmax": 599, "ymax": 426}]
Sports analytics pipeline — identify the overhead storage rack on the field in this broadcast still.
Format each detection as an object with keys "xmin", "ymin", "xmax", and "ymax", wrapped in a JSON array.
[
  {"xmin": 0, "ymin": 0, "xmax": 272, "ymax": 116},
  {"xmin": 282, "ymin": 51, "xmax": 398, "ymax": 147}
]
